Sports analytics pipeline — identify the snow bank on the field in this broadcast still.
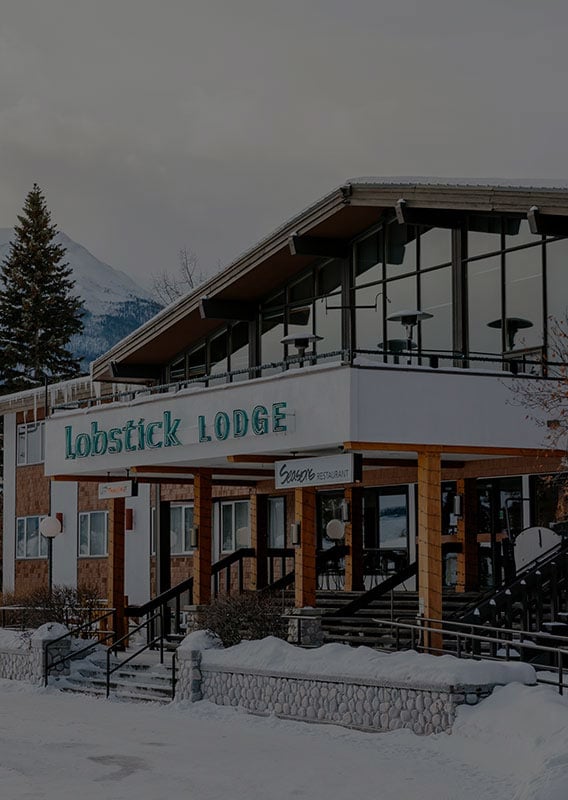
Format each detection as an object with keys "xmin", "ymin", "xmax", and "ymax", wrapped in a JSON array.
[
  {"xmin": 195, "ymin": 636, "xmax": 536, "ymax": 688},
  {"xmin": 179, "ymin": 629, "xmax": 223, "ymax": 652},
  {"xmin": 0, "ymin": 629, "xmax": 31, "ymax": 651}
]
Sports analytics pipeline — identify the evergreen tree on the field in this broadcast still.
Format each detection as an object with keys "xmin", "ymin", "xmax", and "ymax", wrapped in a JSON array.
[{"xmin": 0, "ymin": 184, "xmax": 84, "ymax": 393}]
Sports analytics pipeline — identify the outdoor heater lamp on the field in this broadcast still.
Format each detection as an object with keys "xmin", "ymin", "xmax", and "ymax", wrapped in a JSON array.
[
  {"xmin": 386, "ymin": 309, "xmax": 433, "ymax": 362},
  {"xmin": 281, "ymin": 332, "xmax": 323, "ymax": 365}
]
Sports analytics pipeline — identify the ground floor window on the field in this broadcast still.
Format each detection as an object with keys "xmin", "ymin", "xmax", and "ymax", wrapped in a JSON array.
[
  {"xmin": 16, "ymin": 516, "xmax": 48, "ymax": 559},
  {"xmin": 220, "ymin": 500, "xmax": 250, "ymax": 552},
  {"xmin": 79, "ymin": 511, "xmax": 108, "ymax": 557},
  {"xmin": 362, "ymin": 487, "xmax": 409, "ymax": 576},
  {"xmin": 267, "ymin": 496, "xmax": 286, "ymax": 548},
  {"xmin": 530, "ymin": 473, "xmax": 568, "ymax": 529},
  {"xmin": 170, "ymin": 503, "xmax": 194, "ymax": 554}
]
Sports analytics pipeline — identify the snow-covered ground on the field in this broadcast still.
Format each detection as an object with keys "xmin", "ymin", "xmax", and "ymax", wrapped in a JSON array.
[{"xmin": 0, "ymin": 679, "xmax": 566, "ymax": 800}]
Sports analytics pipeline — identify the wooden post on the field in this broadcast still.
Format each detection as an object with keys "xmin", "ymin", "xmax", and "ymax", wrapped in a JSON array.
[
  {"xmin": 193, "ymin": 470, "xmax": 212, "ymax": 606},
  {"xmin": 456, "ymin": 477, "xmax": 479, "ymax": 592},
  {"xmin": 417, "ymin": 450, "xmax": 443, "ymax": 653},
  {"xmin": 250, "ymin": 494, "xmax": 268, "ymax": 591},
  {"xmin": 107, "ymin": 497, "xmax": 126, "ymax": 643},
  {"xmin": 294, "ymin": 487, "xmax": 317, "ymax": 608},
  {"xmin": 344, "ymin": 486, "xmax": 364, "ymax": 592}
]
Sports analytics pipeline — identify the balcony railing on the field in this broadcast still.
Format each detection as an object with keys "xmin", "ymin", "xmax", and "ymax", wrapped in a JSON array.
[{"xmin": 52, "ymin": 347, "xmax": 560, "ymax": 413}]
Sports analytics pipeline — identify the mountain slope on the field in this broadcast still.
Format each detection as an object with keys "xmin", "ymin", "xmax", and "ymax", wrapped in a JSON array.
[{"xmin": 0, "ymin": 229, "xmax": 162, "ymax": 368}]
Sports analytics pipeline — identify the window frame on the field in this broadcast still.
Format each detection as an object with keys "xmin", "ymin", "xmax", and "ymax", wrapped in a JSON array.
[
  {"xmin": 16, "ymin": 421, "xmax": 45, "ymax": 466},
  {"xmin": 16, "ymin": 515, "xmax": 48, "ymax": 559},
  {"xmin": 78, "ymin": 510, "xmax": 109, "ymax": 558},
  {"xmin": 170, "ymin": 503, "xmax": 195, "ymax": 555},
  {"xmin": 218, "ymin": 499, "xmax": 250, "ymax": 554}
]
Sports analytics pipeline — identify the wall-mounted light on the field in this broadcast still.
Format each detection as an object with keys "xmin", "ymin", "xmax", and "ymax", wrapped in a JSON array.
[
  {"xmin": 452, "ymin": 495, "xmax": 463, "ymax": 518},
  {"xmin": 340, "ymin": 499, "xmax": 350, "ymax": 523},
  {"xmin": 291, "ymin": 521, "xmax": 301, "ymax": 546},
  {"xmin": 190, "ymin": 525, "xmax": 199, "ymax": 549}
]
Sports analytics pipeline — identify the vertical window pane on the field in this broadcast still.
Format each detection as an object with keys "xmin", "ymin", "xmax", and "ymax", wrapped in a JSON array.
[
  {"xmin": 169, "ymin": 355, "xmax": 186, "ymax": 382},
  {"xmin": 188, "ymin": 344, "xmax": 207, "ymax": 379},
  {"xmin": 385, "ymin": 276, "xmax": 418, "ymax": 347},
  {"xmin": 260, "ymin": 308, "xmax": 285, "ymax": 375},
  {"xmin": 379, "ymin": 492, "xmax": 408, "ymax": 550},
  {"xmin": 467, "ymin": 256, "xmax": 502, "ymax": 359},
  {"xmin": 419, "ymin": 227, "xmax": 452, "ymax": 269},
  {"xmin": 79, "ymin": 515, "xmax": 89, "ymax": 556},
  {"xmin": 234, "ymin": 501, "xmax": 249, "ymax": 547},
  {"xmin": 268, "ymin": 498, "xmax": 285, "ymax": 548},
  {"xmin": 27, "ymin": 424, "xmax": 44, "ymax": 464},
  {"xmin": 355, "ymin": 232, "xmax": 382, "ymax": 286},
  {"xmin": 26, "ymin": 517, "xmax": 39, "ymax": 558},
  {"xmin": 16, "ymin": 519, "xmax": 25, "ymax": 558},
  {"xmin": 221, "ymin": 504, "xmax": 233, "ymax": 551},
  {"xmin": 315, "ymin": 261, "xmax": 342, "ymax": 358},
  {"xmin": 355, "ymin": 285, "xmax": 383, "ymax": 351},
  {"xmin": 420, "ymin": 267, "xmax": 452, "ymax": 353},
  {"xmin": 184, "ymin": 506, "xmax": 194, "ymax": 552},
  {"xmin": 386, "ymin": 224, "xmax": 417, "ymax": 278},
  {"xmin": 170, "ymin": 506, "xmax": 183, "ymax": 554},
  {"xmin": 546, "ymin": 238, "xmax": 568, "ymax": 328},
  {"xmin": 17, "ymin": 427, "xmax": 26, "ymax": 465},
  {"xmin": 467, "ymin": 217, "xmax": 502, "ymax": 257},
  {"xmin": 504, "ymin": 243, "xmax": 543, "ymax": 349},
  {"xmin": 209, "ymin": 330, "xmax": 228, "ymax": 386},
  {"xmin": 90, "ymin": 512, "xmax": 107, "ymax": 556},
  {"xmin": 230, "ymin": 322, "xmax": 249, "ymax": 381}
]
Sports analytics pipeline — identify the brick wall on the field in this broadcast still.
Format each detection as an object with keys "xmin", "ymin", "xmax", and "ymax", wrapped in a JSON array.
[
  {"xmin": 77, "ymin": 558, "xmax": 108, "ymax": 600},
  {"xmin": 14, "ymin": 559, "xmax": 48, "ymax": 596}
]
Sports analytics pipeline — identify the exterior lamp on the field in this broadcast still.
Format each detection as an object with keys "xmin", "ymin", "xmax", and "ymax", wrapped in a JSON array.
[
  {"xmin": 291, "ymin": 521, "xmax": 301, "ymax": 546},
  {"xmin": 39, "ymin": 515, "xmax": 63, "ymax": 593},
  {"xmin": 387, "ymin": 310, "xmax": 433, "ymax": 363},
  {"xmin": 281, "ymin": 333, "xmax": 323, "ymax": 367},
  {"xmin": 487, "ymin": 317, "xmax": 533, "ymax": 351}
]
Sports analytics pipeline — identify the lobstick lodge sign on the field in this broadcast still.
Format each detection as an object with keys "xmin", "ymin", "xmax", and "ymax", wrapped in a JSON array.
[{"xmin": 64, "ymin": 403, "xmax": 289, "ymax": 459}]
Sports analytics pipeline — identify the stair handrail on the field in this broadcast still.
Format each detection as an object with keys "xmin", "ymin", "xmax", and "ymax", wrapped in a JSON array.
[
  {"xmin": 327, "ymin": 560, "xmax": 417, "ymax": 618},
  {"xmin": 125, "ymin": 576, "xmax": 194, "ymax": 618},
  {"xmin": 261, "ymin": 543, "xmax": 350, "ymax": 594},
  {"xmin": 373, "ymin": 616, "xmax": 568, "ymax": 694},
  {"xmin": 43, "ymin": 608, "xmax": 117, "ymax": 687},
  {"xmin": 419, "ymin": 615, "xmax": 568, "ymax": 648},
  {"xmin": 455, "ymin": 539, "xmax": 568, "ymax": 623},
  {"xmin": 105, "ymin": 610, "xmax": 164, "ymax": 698}
]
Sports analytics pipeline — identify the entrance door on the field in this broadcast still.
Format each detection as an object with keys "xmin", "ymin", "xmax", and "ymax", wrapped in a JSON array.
[{"xmin": 363, "ymin": 487, "xmax": 409, "ymax": 585}]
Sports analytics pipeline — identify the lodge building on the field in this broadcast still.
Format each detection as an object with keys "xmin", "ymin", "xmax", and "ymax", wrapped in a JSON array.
[{"xmin": 3, "ymin": 178, "xmax": 568, "ymax": 647}]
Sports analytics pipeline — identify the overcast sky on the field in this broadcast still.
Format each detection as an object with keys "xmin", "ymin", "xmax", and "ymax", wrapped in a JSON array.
[{"xmin": 1, "ymin": 0, "xmax": 567, "ymax": 290}]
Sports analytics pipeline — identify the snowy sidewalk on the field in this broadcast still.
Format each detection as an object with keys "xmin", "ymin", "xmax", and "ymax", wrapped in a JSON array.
[{"xmin": 0, "ymin": 679, "xmax": 567, "ymax": 799}]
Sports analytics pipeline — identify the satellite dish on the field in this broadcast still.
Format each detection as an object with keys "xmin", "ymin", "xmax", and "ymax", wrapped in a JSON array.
[
  {"xmin": 326, "ymin": 519, "xmax": 345, "ymax": 541},
  {"xmin": 39, "ymin": 516, "xmax": 62, "ymax": 539}
]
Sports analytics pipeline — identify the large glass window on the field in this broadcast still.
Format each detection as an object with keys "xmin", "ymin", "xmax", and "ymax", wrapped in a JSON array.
[
  {"xmin": 220, "ymin": 500, "xmax": 250, "ymax": 552},
  {"xmin": 530, "ymin": 474, "xmax": 568, "ymax": 528},
  {"xmin": 79, "ymin": 511, "xmax": 108, "ymax": 557},
  {"xmin": 315, "ymin": 260, "xmax": 342, "ymax": 357},
  {"xmin": 16, "ymin": 516, "xmax": 48, "ymax": 559},
  {"xmin": 386, "ymin": 223, "xmax": 417, "ymax": 278},
  {"xmin": 385, "ymin": 276, "xmax": 418, "ymax": 347},
  {"xmin": 209, "ymin": 330, "xmax": 228, "ymax": 385},
  {"xmin": 546, "ymin": 238, "xmax": 568, "ymax": 326},
  {"xmin": 419, "ymin": 227, "xmax": 452, "ymax": 270},
  {"xmin": 260, "ymin": 293, "xmax": 285, "ymax": 375},
  {"xmin": 355, "ymin": 232, "xmax": 382, "ymax": 286},
  {"xmin": 17, "ymin": 422, "xmax": 45, "ymax": 465},
  {"xmin": 229, "ymin": 322, "xmax": 250, "ymax": 380}
]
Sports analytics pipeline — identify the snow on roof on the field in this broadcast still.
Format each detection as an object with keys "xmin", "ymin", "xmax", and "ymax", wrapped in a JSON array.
[{"xmin": 348, "ymin": 176, "xmax": 568, "ymax": 191}]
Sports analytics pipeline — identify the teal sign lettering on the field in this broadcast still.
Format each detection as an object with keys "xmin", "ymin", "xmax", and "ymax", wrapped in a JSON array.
[
  {"xmin": 64, "ymin": 412, "xmax": 183, "ymax": 460},
  {"xmin": 197, "ymin": 401, "xmax": 288, "ymax": 444}
]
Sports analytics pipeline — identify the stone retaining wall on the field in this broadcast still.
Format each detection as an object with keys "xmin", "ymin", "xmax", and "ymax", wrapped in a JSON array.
[
  {"xmin": 0, "ymin": 624, "xmax": 71, "ymax": 685},
  {"xmin": 176, "ymin": 649, "xmax": 493, "ymax": 735}
]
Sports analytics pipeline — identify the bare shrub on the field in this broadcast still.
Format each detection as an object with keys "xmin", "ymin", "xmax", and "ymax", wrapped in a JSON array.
[
  {"xmin": 0, "ymin": 583, "xmax": 103, "ymax": 629},
  {"xmin": 196, "ymin": 592, "xmax": 288, "ymax": 648}
]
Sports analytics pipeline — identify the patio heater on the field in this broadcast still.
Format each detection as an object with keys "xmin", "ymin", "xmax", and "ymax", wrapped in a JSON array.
[
  {"xmin": 487, "ymin": 317, "xmax": 533, "ymax": 351},
  {"xmin": 386, "ymin": 310, "xmax": 433, "ymax": 363},
  {"xmin": 281, "ymin": 332, "xmax": 322, "ymax": 367}
]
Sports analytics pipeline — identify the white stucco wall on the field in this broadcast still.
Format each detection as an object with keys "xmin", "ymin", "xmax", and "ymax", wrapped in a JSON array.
[
  {"xmin": 51, "ymin": 481, "xmax": 78, "ymax": 587},
  {"xmin": 125, "ymin": 483, "xmax": 151, "ymax": 604},
  {"xmin": 2, "ymin": 413, "xmax": 16, "ymax": 592}
]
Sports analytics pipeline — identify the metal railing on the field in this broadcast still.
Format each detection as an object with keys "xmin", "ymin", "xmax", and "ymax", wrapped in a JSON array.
[
  {"xmin": 106, "ymin": 610, "xmax": 164, "ymax": 699},
  {"xmin": 372, "ymin": 617, "xmax": 568, "ymax": 695},
  {"xmin": 43, "ymin": 609, "xmax": 116, "ymax": 687},
  {"xmin": 212, "ymin": 548, "xmax": 255, "ymax": 597},
  {"xmin": 51, "ymin": 348, "xmax": 565, "ymax": 413}
]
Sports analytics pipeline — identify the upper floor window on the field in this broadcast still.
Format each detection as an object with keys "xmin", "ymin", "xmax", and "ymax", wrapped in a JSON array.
[
  {"xmin": 79, "ymin": 511, "xmax": 108, "ymax": 557},
  {"xmin": 17, "ymin": 422, "xmax": 45, "ymax": 465},
  {"xmin": 16, "ymin": 516, "xmax": 48, "ymax": 559}
]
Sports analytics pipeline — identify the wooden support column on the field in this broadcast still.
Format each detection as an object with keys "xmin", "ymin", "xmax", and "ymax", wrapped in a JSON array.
[
  {"xmin": 344, "ymin": 486, "xmax": 364, "ymax": 592},
  {"xmin": 294, "ymin": 487, "xmax": 317, "ymax": 608},
  {"xmin": 417, "ymin": 450, "xmax": 443, "ymax": 653},
  {"xmin": 107, "ymin": 497, "xmax": 126, "ymax": 642},
  {"xmin": 456, "ymin": 477, "xmax": 479, "ymax": 592},
  {"xmin": 250, "ymin": 494, "xmax": 268, "ymax": 591},
  {"xmin": 193, "ymin": 470, "xmax": 213, "ymax": 606}
]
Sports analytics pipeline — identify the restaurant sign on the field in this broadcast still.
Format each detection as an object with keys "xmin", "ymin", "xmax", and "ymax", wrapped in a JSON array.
[{"xmin": 275, "ymin": 453, "xmax": 361, "ymax": 489}]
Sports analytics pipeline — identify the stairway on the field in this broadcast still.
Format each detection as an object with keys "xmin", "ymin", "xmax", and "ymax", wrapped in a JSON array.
[
  {"xmin": 318, "ymin": 590, "xmax": 480, "ymax": 649},
  {"xmin": 49, "ymin": 647, "xmax": 175, "ymax": 704}
]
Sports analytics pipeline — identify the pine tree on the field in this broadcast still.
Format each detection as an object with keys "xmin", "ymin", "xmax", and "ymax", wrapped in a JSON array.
[{"xmin": 0, "ymin": 184, "xmax": 84, "ymax": 393}]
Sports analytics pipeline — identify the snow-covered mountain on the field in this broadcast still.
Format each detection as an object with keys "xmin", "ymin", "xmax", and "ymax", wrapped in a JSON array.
[{"xmin": 0, "ymin": 229, "xmax": 163, "ymax": 368}]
